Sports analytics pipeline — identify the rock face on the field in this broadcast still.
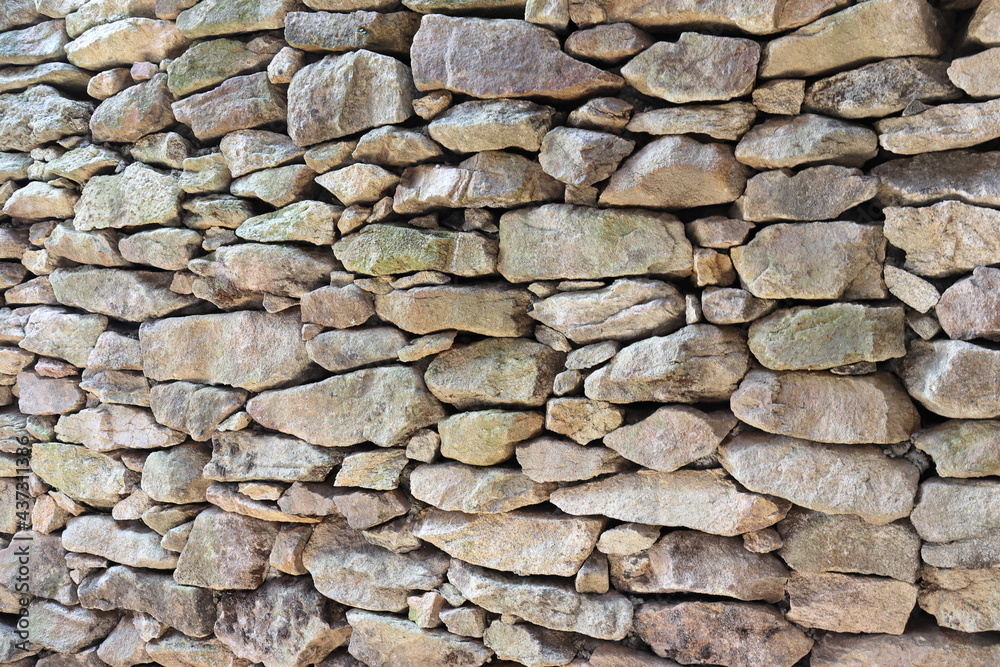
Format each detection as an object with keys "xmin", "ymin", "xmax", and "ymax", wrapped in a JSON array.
[
  {"xmin": 74, "ymin": 162, "xmax": 181, "ymax": 230},
  {"xmin": 735, "ymin": 114, "xmax": 878, "ymax": 169},
  {"xmin": 603, "ymin": 406, "xmax": 736, "ymax": 472},
  {"xmin": 346, "ymin": 610, "xmax": 492, "ymax": 667},
  {"xmin": 735, "ymin": 166, "xmax": 876, "ymax": 222},
  {"xmin": 936, "ymin": 268, "xmax": 1000, "ymax": 341},
  {"xmin": 883, "ymin": 201, "xmax": 1000, "ymax": 278},
  {"xmin": 786, "ymin": 571, "xmax": 918, "ymax": 634},
  {"xmin": 334, "ymin": 224, "xmax": 497, "ymax": 277},
  {"xmin": 913, "ymin": 420, "xmax": 1000, "ymax": 478},
  {"xmin": 902, "ymin": 340, "xmax": 1000, "ymax": 418}
]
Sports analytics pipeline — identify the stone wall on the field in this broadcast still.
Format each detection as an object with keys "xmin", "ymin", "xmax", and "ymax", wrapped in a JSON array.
[{"xmin": 1, "ymin": 0, "xmax": 999, "ymax": 664}]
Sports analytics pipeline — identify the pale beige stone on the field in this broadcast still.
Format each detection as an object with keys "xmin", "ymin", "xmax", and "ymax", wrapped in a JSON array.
[
  {"xmin": 735, "ymin": 165, "xmax": 876, "ymax": 222},
  {"xmin": 735, "ymin": 114, "xmax": 877, "ymax": 170},
  {"xmin": 626, "ymin": 102, "xmax": 757, "ymax": 141},
  {"xmin": 810, "ymin": 623, "xmax": 1000, "ymax": 666},
  {"xmin": 375, "ymin": 285, "xmax": 532, "ymax": 338},
  {"xmin": 63, "ymin": 514, "xmax": 178, "ymax": 569},
  {"xmin": 883, "ymin": 201, "xmax": 1000, "ymax": 277},
  {"xmin": 346, "ymin": 609, "xmax": 491, "ymax": 667},
  {"xmin": 516, "ymin": 437, "xmax": 628, "ymax": 483},
  {"xmin": 948, "ymin": 48, "xmax": 1000, "ymax": 98},
  {"xmin": 877, "ymin": 99, "xmax": 1000, "ymax": 154},
  {"xmin": 902, "ymin": 339, "xmax": 1000, "ymax": 418},
  {"xmin": 438, "ymin": 410, "xmax": 543, "ymax": 466},
  {"xmin": 786, "ymin": 572, "xmax": 917, "ymax": 634},
  {"xmin": 334, "ymin": 224, "xmax": 497, "ymax": 277},
  {"xmin": 427, "ymin": 99, "xmax": 554, "ymax": 153},
  {"xmin": 603, "ymin": 405, "xmax": 735, "ymax": 472},
  {"xmin": 883, "ymin": 265, "xmax": 940, "ymax": 313},
  {"xmin": 411, "ymin": 462, "xmax": 555, "ymax": 513},
  {"xmin": 910, "ymin": 477, "xmax": 1000, "ymax": 543},
  {"xmin": 935, "ymin": 267, "xmax": 1000, "ymax": 341},
  {"xmin": 913, "ymin": 419, "xmax": 1000, "ymax": 478},
  {"xmin": 544, "ymin": 398, "xmax": 624, "ymax": 445},
  {"xmin": 65, "ymin": 18, "xmax": 187, "ymax": 69}
]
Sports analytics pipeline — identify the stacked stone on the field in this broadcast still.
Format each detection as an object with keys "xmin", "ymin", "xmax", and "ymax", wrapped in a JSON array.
[{"xmin": 1, "ymin": 0, "xmax": 1000, "ymax": 664}]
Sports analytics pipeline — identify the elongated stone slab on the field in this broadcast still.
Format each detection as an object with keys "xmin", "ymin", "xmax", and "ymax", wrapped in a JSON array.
[
  {"xmin": 205, "ymin": 431, "xmax": 343, "ymax": 483},
  {"xmin": 901, "ymin": 340, "xmax": 1000, "ymax": 418},
  {"xmin": 410, "ymin": 463, "xmax": 555, "ymax": 514}
]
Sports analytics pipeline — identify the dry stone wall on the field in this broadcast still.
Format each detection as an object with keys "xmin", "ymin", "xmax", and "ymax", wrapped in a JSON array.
[{"xmin": 0, "ymin": 0, "xmax": 999, "ymax": 664}]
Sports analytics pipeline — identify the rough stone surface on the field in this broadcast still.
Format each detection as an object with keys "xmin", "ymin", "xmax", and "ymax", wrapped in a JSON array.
[{"xmin": 902, "ymin": 340, "xmax": 1000, "ymax": 418}]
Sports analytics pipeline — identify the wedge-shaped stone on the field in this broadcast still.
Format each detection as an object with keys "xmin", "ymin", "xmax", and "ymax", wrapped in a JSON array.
[
  {"xmin": 873, "ymin": 151, "xmax": 1000, "ymax": 208},
  {"xmin": 20, "ymin": 306, "xmax": 105, "ymax": 368},
  {"xmin": 735, "ymin": 114, "xmax": 877, "ymax": 170},
  {"xmin": 528, "ymin": 278, "xmax": 685, "ymax": 344},
  {"xmin": 910, "ymin": 477, "xmax": 1000, "ymax": 543},
  {"xmin": 139, "ymin": 310, "xmax": 314, "ymax": 392},
  {"xmin": 439, "ymin": 410, "xmax": 543, "ymax": 466},
  {"xmin": 719, "ymin": 432, "xmax": 920, "ymax": 524},
  {"xmin": 516, "ymin": 437, "xmax": 628, "ymax": 483},
  {"xmin": 78, "ymin": 565, "xmax": 216, "ymax": 638},
  {"xmin": 174, "ymin": 507, "xmax": 277, "ymax": 590},
  {"xmin": 804, "ymin": 57, "xmax": 960, "ymax": 119},
  {"xmin": 306, "ymin": 327, "xmax": 408, "ymax": 373},
  {"xmin": 969, "ymin": 0, "xmax": 1000, "ymax": 46},
  {"xmin": 335, "ymin": 224, "xmax": 497, "ymax": 277},
  {"xmin": 610, "ymin": 531, "xmax": 788, "ymax": 602},
  {"xmin": 593, "ymin": 0, "xmax": 847, "ymax": 35},
  {"xmin": 63, "ymin": 515, "xmax": 178, "ymax": 569},
  {"xmin": 948, "ymin": 48, "xmax": 1000, "ymax": 99},
  {"xmin": 56, "ymin": 404, "xmax": 184, "ymax": 451},
  {"xmin": 604, "ymin": 406, "xmax": 736, "ymax": 472},
  {"xmin": 902, "ymin": 340, "xmax": 1000, "ymax": 418},
  {"xmin": 375, "ymin": 285, "xmax": 532, "ymax": 337},
  {"xmin": 877, "ymin": 99, "xmax": 1000, "ymax": 155},
  {"xmin": 50, "ymin": 267, "xmax": 198, "ymax": 322},
  {"xmin": 787, "ymin": 572, "xmax": 917, "ymax": 635},
  {"xmin": 635, "ymin": 600, "xmax": 812, "ymax": 667},
  {"xmin": 236, "ymin": 201, "xmax": 338, "ymax": 246},
  {"xmin": 449, "ymin": 560, "xmax": 632, "ymax": 640},
  {"xmin": 247, "ymin": 365, "xmax": 446, "ymax": 446},
  {"xmin": 498, "ymin": 205, "xmax": 691, "ymax": 282},
  {"xmin": 760, "ymin": 0, "xmax": 945, "ymax": 78},
  {"xmin": 393, "ymin": 151, "xmax": 563, "ymax": 213},
  {"xmin": 205, "ymin": 431, "xmax": 342, "ymax": 484},
  {"xmin": 287, "ymin": 50, "xmax": 414, "ymax": 146},
  {"xmin": 622, "ymin": 33, "xmax": 758, "ymax": 103},
  {"xmin": 810, "ymin": 623, "xmax": 1000, "ymax": 666},
  {"xmin": 410, "ymin": 463, "xmax": 555, "ymax": 513},
  {"xmin": 413, "ymin": 509, "xmax": 602, "ymax": 576},
  {"xmin": 411, "ymin": 16, "xmax": 621, "ymax": 101},
  {"xmin": 303, "ymin": 515, "xmax": 449, "ymax": 612},
  {"xmin": 172, "ymin": 72, "xmax": 286, "ymax": 141},
  {"xmin": 919, "ymin": 567, "xmax": 1000, "ymax": 633},
  {"xmin": 776, "ymin": 508, "xmax": 922, "ymax": 583},
  {"xmin": 166, "ymin": 36, "xmax": 279, "ymax": 97},
  {"xmin": 584, "ymin": 324, "xmax": 749, "ymax": 404},
  {"xmin": 74, "ymin": 162, "xmax": 181, "ymax": 230},
  {"xmin": 31, "ymin": 442, "xmax": 135, "ymax": 509},
  {"xmin": 600, "ymin": 135, "xmax": 746, "ymax": 209},
  {"xmin": 347, "ymin": 610, "xmax": 492, "ymax": 667},
  {"xmin": 427, "ymin": 99, "xmax": 554, "ymax": 153},
  {"xmin": 913, "ymin": 419, "xmax": 1000, "ymax": 478},
  {"xmin": 0, "ymin": 85, "xmax": 92, "ymax": 152},
  {"xmin": 149, "ymin": 381, "xmax": 247, "ymax": 441},
  {"xmin": 0, "ymin": 20, "xmax": 68, "ymax": 67},
  {"xmin": 176, "ymin": 0, "xmax": 301, "ymax": 37},
  {"xmin": 735, "ymin": 166, "xmax": 876, "ymax": 222},
  {"xmin": 732, "ymin": 222, "xmax": 886, "ymax": 300},
  {"xmin": 551, "ymin": 468, "xmax": 789, "ymax": 535},
  {"xmin": 65, "ymin": 18, "xmax": 187, "ymax": 69},
  {"xmin": 285, "ymin": 10, "xmax": 418, "ymax": 55},
  {"xmin": 937, "ymin": 267, "xmax": 1000, "ymax": 341},
  {"xmin": 627, "ymin": 102, "xmax": 757, "ymax": 141}
]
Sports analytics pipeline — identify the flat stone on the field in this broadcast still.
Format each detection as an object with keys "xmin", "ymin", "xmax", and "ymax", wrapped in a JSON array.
[
  {"xmin": 317, "ymin": 163, "xmax": 398, "ymax": 206},
  {"xmin": 346, "ymin": 610, "xmax": 492, "ymax": 667},
  {"xmin": 923, "ymin": 533, "xmax": 1000, "ymax": 569},
  {"xmin": 375, "ymin": 285, "xmax": 532, "ymax": 337},
  {"xmin": 902, "ymin": 339, "xmax": 1000, "ymax": 418},
  {"xmin": 748, "ymin": 304, "xmax": 905, "ymax": 371},
  {"xmin": 883, "ymin": 201, "xmax": 1000, "ymax": 277},
  {"xmin": 786, "ymin": 572, "xmax": 918, "ymax": 634},
  {"xmin": 302, "ymin": 327, "xmax": 405, "ymax": 373},
  {"xmin": 937, "ymin": 267, "xmax": 1000, "ymax": 340},
  {"xmin": 218, "ymin": 129, "xmax": 302, "ymax": 178},
  {"xmin": 735, "ymin": 114, "xmax": 877, "ymax": 170},
  {"xmin": 719, "ymin": 431, "xmax": 920, "ymax": 524},
  {"xmin": 63, "ymin": 514, "xmax": 178, "ymax": 569},
  {"xmin": 538, "ymin": 127, "xmax": 634, "ymax": 187},
  {"xmin": 805, "ymin": 57, "xmax": 960, "ymax": 119},
  {"xmin": 141, "ymin": 443, "xmax": 212, "ymax": 503},
  {"xmin": 410, "ymin": 462, "xmax": 555, "ymax": 513},
  {"xmin": 31, "ymin": 442, "xmax": 135, "ymax": 509},
  {"xmin": 603, "ymin": 406, "xmax": 736, "ymax": 472},
  {"xmin": 599, "ymin": 135, "xmax": 747, "ymax": 209},
  {"xmin": 413, "ymin": 509, "xmax": 603, "ymax": 576},
  {"xmin": 760, "ymin": 0, "xmax": 945, "ymax": 78},
  {"xmin": 3, "ymin": 180, "xmax": 77, "ymax": 220},
  {"xmin": 635, "ymin": 600, "xmax": 812, "ymax": 667},
  {"xmin": 74, "ymin": 162, "xmax": 181, "ymax": 231},
  {"xmin": 0, "ymin": 85, "xmax": 92, "ymax": 152},
  {"xmin": 449, "ymin": 559, "xmax": 632, "ymax": 641},
  {"xmin": 335, "ymin": 449, "xmax": 407, "ymax": 489},
  {"xmin": 139, "ymin": 310, "xmax": 314, "ymax": 392},
  {"xmin": 411, "ymin": 16, "xmax": 621, "ymax": 101},
  {"xmin": 913, "ymin": 419, "xmax": 1000, "ymax": 478},
  {"xmin": 877, "ymin": 99, "xmax": 1000, "ymax": 154},
  {"xmin": 424, "ymin": 337, "xmax": 563, "ymax": 408},
  {"xmin": 174, "ymin": 507, "xmax": 277, "ymax": 590},
  {"xmin": 78, "ymin": 565, "xmax": 216, "ymax": 638},
  {"xmin": 587, "ymin": 643, "xmax": 679, "ymax": 667},
  {"xmin": 438, "ymin": 410, "xmax": 543, "ymax": 466},
  {"xmin": 910, "ymin": 477, "xmax": 1000, "ymax": 543},
  {"xmin": 622, "ymin": 33, "xmax": 758, "ymax": 103},
  {"xmin": 172, "ymin": 72, "xmax": 286, "ymax": 141},
  {"xmin": 873, "ymin": 150, "xmax": 1000, "ymax": 208},
  {"xmin": 626, "ymin": 102, "xmax": 757, "ymax": 141},
  {"xmin": 776, "ymin": 507, "xmax": 922, "ymax": 583},
  {"xmin": 301, "ymin": 285, "xmax": 375, "ymax": 328},
  {"xmin": 483, "ymin": 620, "xmax": 574, "ymax": 667},
  {"xmin": 146, "ymin": 632, "xmax": 248, "ymax": 667},
  {"xmin": 810, "ymin": 623, "xmax": 1000, "ymax": 666},
  {"xmin": 65, "ymin": 18, "xmax": 187, "ymax": 69},
  {"xmin": 182, "ymin": 194, "xmax": 254, "ymax": 230},
  {"xmin": 118, "ymin": 228, "xmax": 201, "ymax": 270},
  {"xmin": 564, "ymin": 22, "xmax": 652, "ymax": 63},
  {"xmin": 287, "ymin": 51, "xmax": 414, "ymax": 146},
  {"xmin": 732, "ymin": 222, "xmax": 886, "ymax": 300},
  {"xmin": 28, "ymin": 599, "xmax": 119, "ymax": 654},
  {"xmin": 948, "ymin": 48, "xmax": 1000, "ymax": 98},
  {"xmin": 206, "ymin": 431, "xmax": 342, "ymax": 483},
  {"xmin": 584, "ymin": 324, "xmax": 749, "ymax": 403},
  {"xmin": 427, "ymin": 100, "xmax": 554, "ymax": 153},
  {"xmin": 19, "ymin": 306, "xmax": 105, "ymax": 368},
  {"xmin": 50, "ymin": 267, "xmax": 198, "ymax": 322},
  {"xmin": 352, "ymin": 125, "xmax": 444, "ymax": 167},
  {"xmin": 176, "ymin": 0, "xmax": 301, "ymax": 37},
  {"xmin": 516, "ymin": 437, "xmax": 628, "ymax": 483},
  {"xmin": 334, "ymin": 224, "xmax": 497, "ymax": 277},
  {"xmin": 166, "ymin": 36, "xmax": 279, "ymax": 97},
  {"xmin": 610, "ymin": 530, "xmax": 788, "ymax": 602},
  {"xmin": 752, "ymin": 78, "xmax": 805, "ymax": 115},
  {"xmin": 969, "ymin": 0, "xmax": 1000, "ymax": 46},
  {"xmin": 285, "ymin": 10, "xmax": 418, "ymax": 56},
  {"xmin": 544, "ymin": 397, "xmax": 623, "ymax": 444},
  {"xmin": 148, "ymin": 382, "xmax": 246, "ymax": 441},
  {"xmin": 0, "ymin": 0, "xmax": 42, "ymax": 32},
  {"xmin": 0, "ymin": 530, "xmax": 75, "ymax": 604},
  {"xmin": 303, "ymin": 515, "xmax": 449, "ymax": 612},
  {"xmin": 883, "ymin": 265, "xmax": 940, "ymax": 313},
  {"xmin": 0, "ymin": 20, "xmax": 68, "ymax": 67},
  {"xmin": 735, "ymin": 165, "xmax": 876, "ymax": 222},
  {"xmin": 583, "ymin": 0, "xmax": 847, "ymax": 34},
  {"xmin": 551, "ymin": 468, "xmax": 789, "ymax": 536}
]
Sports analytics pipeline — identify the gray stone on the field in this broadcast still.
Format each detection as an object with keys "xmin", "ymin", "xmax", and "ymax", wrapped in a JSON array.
[
  {"xmin": 65, "ymin": 18, "xmax": 186, "ymax": 69},
  {"xmin": 63, "ymin": 515, "xmax": 178, "ymax": 569},
  {"xmin": 346, "ymin": 610, "xmax": 491, "ymax": 667},
  {"xmin": 176, "ymin": 0, "xmax": 302, "ymax": 37},
  {"xmin": 19, "ymin": 306, "xmax": 106, "ymax": 368},
  {"xmin": 0, "ymin": 85, "xmax": 92, "ymax": 152},
  {"xmin": 74, "ymin": 162, "xmax": 181, "ymax": 231},
  {"xmin": 877, "ymin": 99, "xmax": 1000, "ymax": 155},
  {"xmin": 516, "ymin": 437, "xmax": 628, "ymax": 483},
  {"xmin": 810, "ymin": 623, "xmax": 1000, "ymax": 666},
  {"xmin": 410, "ymin": 462, "xmax": 555, "ymax": 513},
  {"xmin": 626, "ymin": 102, "xmax": 757, "ymax": 141},
  {"xmin": 910, "ymin": 477, "xmax": 1000, "ymax": 543},
  {"xmin": 206, "ymin": 431, "xmax": 343, "ymax": 483},
  {"xmin": 786, "ymin": 571, "xmax": 918, "ymax": 634},
  {"xmin": 902, "ymin": 340, "xmax": 1000, "ymax": 418},
  {"xmin": 427, "ymin": 99, "xmax": 554, "ymax": 153},
  {"xmin": 883, "ymin": 202, "xmax": 1000, "ymax": 278},
  {"xmin": 735, "ymin": 114, "xmax": 877, "ymax": 170},
  {"xmin": 0, "ymin": 20, "xmax": 69, "ymax": 67},
  {"xmin": 735, "ymin": 165, "xmax": 876, "ymax": 222},
  {"xmin": 141, "ymin": 443, "xmax": 212, "ymax": 503},
  {"xmin": 306, "ymin": 327, "xmax": 408, "ymax": 372},
  {"xmin": 148, "ymin": 382, "xmax": 247, "ymax": 441},
  {"xmin": 31, "ymin": 442, "xmax": 135, "ymax": 509},
  {"xmin": 335, "ymin": 224, "xmax": 497, "ymax": 277},
  {"xmin": 166, "ymin": 35, "xmax": 279, "ymax": 97},
  {"xmin": 172, "ymin": 72, "xmax": 286, "ymax": 141},
  {"xmin": 538, "ymin": 127, "xmax": 634, "ymax": 186},
  {"xmin": 174, "ymin": 507, "xmax": 278, "ymax": 590},
  {"xmin": 50, "ymin": 267, "xmax": 198, "ymax": 322},
  {"xmin": 284, "ymin": 10, "xmax": 419, "ymax": 56},
  {"xmin": 873, "ymin": 151, "xmax": 1000, "ymax": 208}
]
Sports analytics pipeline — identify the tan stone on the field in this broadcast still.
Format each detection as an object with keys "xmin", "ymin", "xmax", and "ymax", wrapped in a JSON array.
[
  {"xmin": 913, "ymin": 419, "xmax": 1000, "ymax": 478},
  {"xmin": 627, "ymin": 102, "xmax": 757, "ymax": 141},
  {"xmin": 306, "ymin": 327, "xmax": 408, "ymax": 373},
  {"xmin": 427, "ymin": 99, "xmax": 554, "ymax": 153},
  {"xmin": 752, "ymin": 78, "xmax": 805, "ymax": 115},
  {"xmin": 584, "ymin": 0, "xmax": 849, "ymax": 34},
  {"xmin": 410, "ymin": 462, "xmax": 555, "ymax": 513},
  {"xmin": 346, "ymin": 610, "xmax": 491, "ymax": 667},
  {"xmin": 174, "ymin": 507, "xmax": 277, "ymax": 590},
  {"xmin": 883, "ymin": 201, "xmax": 1000, "ymax": 277},
  {"xmin": 0, "ymin": 85, "xmax": 92, "ymax": 152},
  {"xmin": 65, "ymin": 18, "xmax": 187, "ymax": 69},
  {"xmin": 176, "ymin": 0, "xmax": 301, "ymax": 37},
  {"xmin": 735, "ymin": 114, "xmax": 877, "ymax": 169},
  {"xmin": 516, "ymin": 437, "xmax": 628, "ymax": 483},
  {"xmin": 877, "ymin": 99, "xmax": 1000, "ymax": 154},
  {"xmin": 910, "ymin": 477, "xmax": 1000, "ymax": 543},
  {"xmin": 438, "ymin": 410, "xmax": 543, "ymax": 466},
  {"xmin": 375, "ymin": 285, "xmax": 532, "ymax": 337},
  {"xmin": 969, "ymin": 0, "xmax": 1000, "ymax": 46},
  {"xmin": 596, "ymin": 523, "xmax": 660, "ymax": 556},
  {"xmin": 564, "ymin": 22, "xmax": 652, "ymax": 63},
  {"xmin": 284, "ymin": 10, "xmax": 418, "ymax": 56},
  {"xmin": 63, "ymin": 515, "xmax": 178, "ymax": 569},
  {"xmin": 18, "ymin": 370, "xmax": 86, "ymax": 415},
  {"xmin": 74, "ymin": 162, "xmax": 180, "ymax": 231},
  {"xmin": 786, "ymin": 572, "xmax": 917, "ymax": 634},
  {"xmin": 948, "ymin": 48, "xmax": 1000, "ymax": 98},
  {"xmin": 735, "ymin": 165, "xmax": 876, "ymax": 222},
  {"xmin": 936, "ymin": 267, "xmax": 1000, "ymax": 341},
  {"xmin": 902, "ymin": 340, "xmax": 1000, "ymax": 418},
  {"xmin": 883, "ymin": 265, "xmax": 940, "ymax": 313},
  {"xmin": 172, "ymin": 72, "xmax": 285, "ymax": 141},
  {"xmin": 538, "ymin": 127, "xmax": 634, "ymax": 187},
  {"xmin": 810, "ymin": 623, "xmax": 1000, "ymax": 667},
  {"xmin": 919, "ymin": 567, "xmax": 1000, "ymax": 632},
  {"xmin": 873, "ymin": 151, "xmax": 1000, "ymax": 208},
  {"xmin": 206, "ymin": 431, "xmax": 341, "ymax": 483},
  {"xmin": 335, "ymin": 224, "xmax": 497, "ymax": 278},
  {"xmin": 31, "ymin": 442, "xmax": 136, "ymax": 509},
  {"xmin": 544, "ymin": 398, "xmax": 624, "ymax": 445},
  {"xmin": 301, "ymin": 285, "xmax": 375, "ymax": 329},
  {"xmin": 603, "ymin": 405, "xmax": 735, "ymax": 472},
  {"xmin": 166, "ymin": 36, "xmax": 279, "ymax": 97}
]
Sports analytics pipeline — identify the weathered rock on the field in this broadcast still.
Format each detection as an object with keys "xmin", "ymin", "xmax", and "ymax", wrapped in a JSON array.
[
  {"xmin": 544, "ymin": 397, "xmax": 623, "ymax": 444},
  {"xmin": 287, "ymin": 50, "xmax": 414, "ymax": 146},
  {"xmin": 118, "ymin": 228, "xmax": 201, "ymax": 271},
  {"xmin": 552, "ymin": 468, "xmax": 789, "ymax": 535},
  {"xmin": 948, "ymin": 48, "xmax": 1000, "ymax": 99},
  {"xmin": 604, "ymin": 406, "xmax": 736, "ymax": 472},
  {"xmin": 600, "ymin": 136, "xmax": 747, "ymax": 209},
  {"xmin": 786, "ymin": 572, "xmax": 917, "ymax": 634},
  {"xmin": 622, "ymin": 33, "xmax": 758, "ymax": 103},
  {"xmin": 166, "ymin": 36, "xmax": 278, "ymax": 96},
  {"xmin": 335, "ymin": 224, "xmax": 497, "ymax": 277},
  {"xmin": 901, "ymin": 340, "xmax": 1000, "ymax": 418},
  {"xmin": 376, "ymin": 285, "xmax": 532, "ymax": 337},
  {"xmin": 776, "ymin": 507, "xmax": 922, "ymax": 582},
  {"xmin": 516, "ymin": 437, "xmax": 628, "ymax": 483},
  {"xmin": 449, "ymin": 560, "xmax": 632, "ymax": 640},
  {"xmin": 0, "ymin": 20, "xmax": 68, "ymax": 67},
  {"xmin": 586, "ymin": 643, "xmax": 680, "ymax": 667},
  {"xmin": 883, "ymin": 201, "xmax": 1000, "ymax": 277},
  {"xmin": 635, "ymin": 600, "xmax": 812, "ymax": 667},
  {"xmin": 413, "ymin": 509, "xmax": 602, "ymax": 576},
  {"xmin": 610, "ymin": 530, "xmax": 788, "ymax": 602},
  {"xmin": 304, "ymin": 327, "xmax": 405, "ymax": 373},
  {"xmin": 352, "ymin": 125, "xmax": 444, "ymax": 167},
  {"xmin": 873, "ymin": 151, "xmax": 1000, "ymax": 208},
  {"xmin": 425, "ymin": 337, "xmax": 562, "ymax": 407},
  {"xmin": 923, "ymin": 533, "xmax": 1000, "ymax": 570},
  {"xmin": 969, "ymin": 0, "xmax": 1000, "ymax": 46},
  {"xmin": 411, "ymin": 462, "xmax": 555, "ymax": 513},
  {"xmin": 921, "ymin": 568, "xmax": 1000, "ymax": 632},
  {"xmin": 563, "ymin": 22, "xmax": 651, "ymax": 63},
  {"xmin": 19, "ymin": 306, "xmax": 105, "ymax": 368},
  {"xmin": 0, "ymin": 530, "xmax": 75, "ymax": 604},
  {"xmin": 732, "ymin": 222, "xmax": 886, "ymax": 300},
  {"xmin": 63, "ymin": 515, "xmax": 178, "ymax": 569},
  {"xmin": 285, "ymin": 10, "xmax": 418, "ymax": 56},
  {"xmin": 172, "ymin": 72, "xmax": 286, "ymax": 141},
  {"xmin": 810, "ymin": 623, "xmax": 1000, "ymax": 666},
  {"xmin": 65, "ymin": 18, "xmax": 187, "ymax": 69},
  {"xmin": 146, "ymin": 632, "xmax": 248, "ymax": 667},
  {"xmin": 483, "ymin": 620, "xmax": 574, "ymax": 667},
  {"xmin": 28, "ymin": 599, "xmax": 119, "ymax": 653},
  {"xmin": 438, "ymin": 410, "xmax": 542, "ymax": 467},
  {"xmin": 234, "ymin": 201, "xmax": 336, "ymax": 246},
  {"xmin": 218, "ymin": 129, "xmax": 302, "ymax": 178},
  {"xmin": 883, "ymin": 266, "xmax": 940, "ymax": 313},
  {"xmin": 411, "ymin": 16, "xmax": 621, "ymax": 100},
  {"xmin": 301, "ymin": 285, "xmax": 375, "ymax": 329},
  {"xmin": 877, "ymin": 99, "xmax": 1000, "ymax": 155},
  {"xmin": 627, "ymin": 102, "xmax": 757, "ymax": 142},
  {"xmin": 206, "ymin": 431, "xmax": 342, "ymax": 483},
  {"xmin": 79, "ymin": 565, "xmax": 216, "ymax": 638},
  {"xmin": 147, "ymin": 383, "xmax": 244, "ymax": 443},
  {"xmin": 74, "ymin": 162, "xmax": 180, "ymax": 231},
  {"xmin": 347, "ymin": 609, "xmax": 492, "ymax": 667},
  {"xmin": 936, "ymin": 267, "xmax": 1000, "ymax": 341},
  {"xmin": 3, "ymin": 180, "xmax": 77, "ymax": 220},
  {"xmin": 735, "ymin": 166, "xmax": 876, "ymax": 222},
  {"xmin": 584, "ymin": 324, "xmax": 749, "ymax": 403},
  {"xmin": 174, "ymin": 507, "xmax": 277, "ymax": 590},
  {"xmin": 910, "ymin": 477, "xmax": 1000, "ymax": 543},
  {"xmin": 317, "ymin": 163, "xmax": 397, "ymax": 206},
  {"xmin": 176, "ymin": 0, "xmax": 301, "ymax": 37},
  {"xmin": 303, "ymin": 515, "xmax": 449, "ymax": 612},
  {"xmin": 735, "ymin": 114, "xmax": 877, "ymax": 170},
  {"xmin": 31, "ymin": 442, "xmax": 135, "ymax": 509},
  {"xmin": 719, "ymin": 431, "xmax": 920, "ymax": 524},
  {"xmin": 0, "ymin": 85, "xmax": 92, "ymax": 152},
  {"xmin": 913, "ymin": 419, "xmax": 1000, "ymax": 478},
  {"xmin": 752, "ymin": 78, "xmax": 805, "ymax": 115},
  {"xmin": 141, "ymin": 443, "xmax": 212, "ymax": 503},
  {"xmin": 140, "ymin": 311, "xmax": 314, "ymax": 392},
  {"xmin": 538, "ymin": 127, "xmax": 634, "ymax": 186},
  {"xmin": 50, "ymin": 267, "xmax": 197, "ymax": 322},
  {"xmin": 427, "ymin": 99, "xmax": 554, "ymax": 153}
]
